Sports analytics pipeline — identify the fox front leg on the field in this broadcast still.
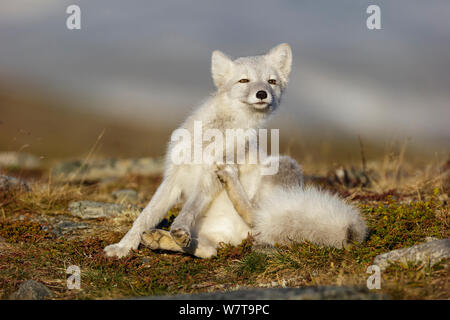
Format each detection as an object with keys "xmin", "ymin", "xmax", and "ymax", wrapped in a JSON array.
[
  {"xmin": 104, "ymin": 175, "xmax": 181, "ymax": 258},
  {"xmin": 216, "ymin": 165, "xmax": 255, "ymax": 226}
]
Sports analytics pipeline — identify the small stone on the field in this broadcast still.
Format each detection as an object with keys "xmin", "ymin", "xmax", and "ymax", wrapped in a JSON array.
[
  {"xmin": 10, "ymin": 280, "xmax": 54, "ymax": 300},
  {"xmin": 51, "ymin": 220, "xmax": 89, "ymax": 237},
  {"xmin": 56, "ymin": 220, "xmax": 89, "ymax": 230},
  {"xmin": 98, "ymin": 177, "xmax": 121, "ymax": 185},
  {"xmin": 329, "ymin": 166, "xmax": 371, "ymax": 188},
  {"xmin": 0, "ymin": 152, "xmax": 41, "ymax": 169},
  {"xmin": 0, "ymin": 175, "xmax": 30, "ymax": 192},
  {"xmin": 373, "ymin": 239, "xmax": 450, "ymax": 270},
  {"xmin": 53, "ymin": 157, "xmax": 164, "ymax": 182},
  {"xmin": 68, "ymin": 200, "xmax": 140, "ymax": 219},
  {"xmin": 252, "ymin": 244, "xmax": 278, "ymax": 255},
  {"xmin": 112, "ymin": 189, "xmax": 139, "ymax": 204}
]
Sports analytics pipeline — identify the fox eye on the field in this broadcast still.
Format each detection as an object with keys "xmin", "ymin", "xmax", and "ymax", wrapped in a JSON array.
[
  {"xmin": 238, "ymin": 79, "xmax": 250, "ymax": 83},
  {"xmin": 268, "ymin": 79, "xmax": 277, "ymax": 85}
]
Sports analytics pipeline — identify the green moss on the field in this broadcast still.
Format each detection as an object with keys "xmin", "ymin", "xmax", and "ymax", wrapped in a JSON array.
[
  {"xmin": 237, "ymin": 252, "xmax": 268, "ymax": 277},
  {"xmin": 354, "ymin": 192, "xmax": 446, "ymax": 263},
  {"xmin": 0, "ymin": 219, "xmax": 51, "ymax": 243},
  {"xmin": 216, "ymin": 236, "xmax": 254, "ymax": 261}
]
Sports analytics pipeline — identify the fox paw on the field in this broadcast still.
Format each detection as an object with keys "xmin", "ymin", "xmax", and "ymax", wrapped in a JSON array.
[
  {"xmin": 170, "ymin": 227, "xmax": 191, "ymax": 247},
  {"xmin": 104, "ymin": 243, "xmax": 131, "ymax": 258},
  {"xmin": 141, "ymin": 229, "xmax": 163, "ymax": 250},
  {"xmin": 216, "ymin": 166, "xmax": 238, "ymax": 183}
]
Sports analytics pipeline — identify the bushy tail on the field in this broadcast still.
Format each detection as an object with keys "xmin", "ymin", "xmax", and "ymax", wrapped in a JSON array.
[{"xmin": 253, "ymin": 186, "xmax": 367, "ymax": 249}]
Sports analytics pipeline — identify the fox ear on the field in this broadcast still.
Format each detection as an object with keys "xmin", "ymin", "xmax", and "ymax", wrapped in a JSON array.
[
  {"xmin": 211, "ymin": 50, "xmax": 233, "ymax": 88},
  {"xmin": 266, "ymin": 43, "xmax": 292, "ymax": 84}
]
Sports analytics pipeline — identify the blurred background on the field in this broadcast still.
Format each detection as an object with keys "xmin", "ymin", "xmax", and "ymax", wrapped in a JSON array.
[{"xmin": 1, "ymin": 0, "xmax": 449, "ymax": 166}]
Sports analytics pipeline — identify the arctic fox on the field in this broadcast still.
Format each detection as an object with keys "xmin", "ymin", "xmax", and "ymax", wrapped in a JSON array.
[{"xmin": 104, "ymin": 43, "xmax": 367, "ymax": 259}]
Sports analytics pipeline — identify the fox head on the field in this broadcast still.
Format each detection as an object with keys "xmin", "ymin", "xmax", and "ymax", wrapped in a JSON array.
[{"xmin": 211, "ymin": 43, "xmax": 292, "ymax": 114}]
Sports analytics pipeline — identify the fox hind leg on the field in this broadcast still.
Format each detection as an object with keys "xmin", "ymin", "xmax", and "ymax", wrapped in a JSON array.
[
  {"xmin": 142, "ymin": 229, "xmax": 183, "ymax": 252},
  {"xmin": 170, "ymin": 174, "xmax": 222, "ymax": 247},
  {"xmin": 142, "ymin": 229, "xmax": 217, "ymax": 258}
]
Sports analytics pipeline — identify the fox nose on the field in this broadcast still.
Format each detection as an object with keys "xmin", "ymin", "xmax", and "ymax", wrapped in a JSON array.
[{"xmin": 256, "ymin": 90, "xmax": 268, "ymax": 100}]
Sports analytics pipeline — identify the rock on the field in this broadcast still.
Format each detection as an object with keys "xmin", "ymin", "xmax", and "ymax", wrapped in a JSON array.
[
  {"xmin": 0, "ymin": 175, "xmax": 30, "ymax": 192},
  {"xmin": 10, "ymin": 280, "xmax": 54, "ymax": 300},
  {"xmin": 373, "ymin": 239, "xmax": 450, "ymax": 270},
  {"xmin": 112, "ymin": 189, "xmax": 139, "ymax": 204},
  {"xmin": 329, "ymin": 166, "xmax": 371, "ymax": 188},
  {"xmin": 68, "ymin": 200, "xmax": 140, "ymax": 219},
  {"xmin": 50, "ymin": 220, "xmax": 89, "ymax": 237},
  {"xmin": 0, "ymin": 152, "xmax": 41, "ymax": 169},
  {"xmin": 252, "ymin": 244, "xmax": 278, "ymax": 255},
  {"xmin": 425, "ymin": 236, "xmax": 439, "ymax": 243},
  {"xmin": 53, "ymin": 157, "xmax": 164, "ymax": 181},
  {"xmin": 98, "ymin": 177, "xmax": 121, "ymax": 185},
  {"xmin": 137, "ymin": 286, "xmax": 387, "ymax": 300}
]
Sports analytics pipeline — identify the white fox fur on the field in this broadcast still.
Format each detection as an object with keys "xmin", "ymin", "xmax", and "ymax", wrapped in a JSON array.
[
  {"xmin": 252, "ymin": 186, "xmax": 367, "ymax": 248},
  {"xmin": 190, "ymin": 159, "xmax": 367, "ymax": 257},
  {"xmin": 104, "ymin": 44, "xmax": 367, "ymax": 259}
]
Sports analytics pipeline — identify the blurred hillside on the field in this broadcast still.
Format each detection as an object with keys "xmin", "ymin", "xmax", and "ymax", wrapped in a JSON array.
[
  {"xmin": 0, "ymin": 82, "xmax": 169, "ymax": 160},
  {"xmin": 1, "ymin": 80, "xmax": 447, "ymax": 170}
]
